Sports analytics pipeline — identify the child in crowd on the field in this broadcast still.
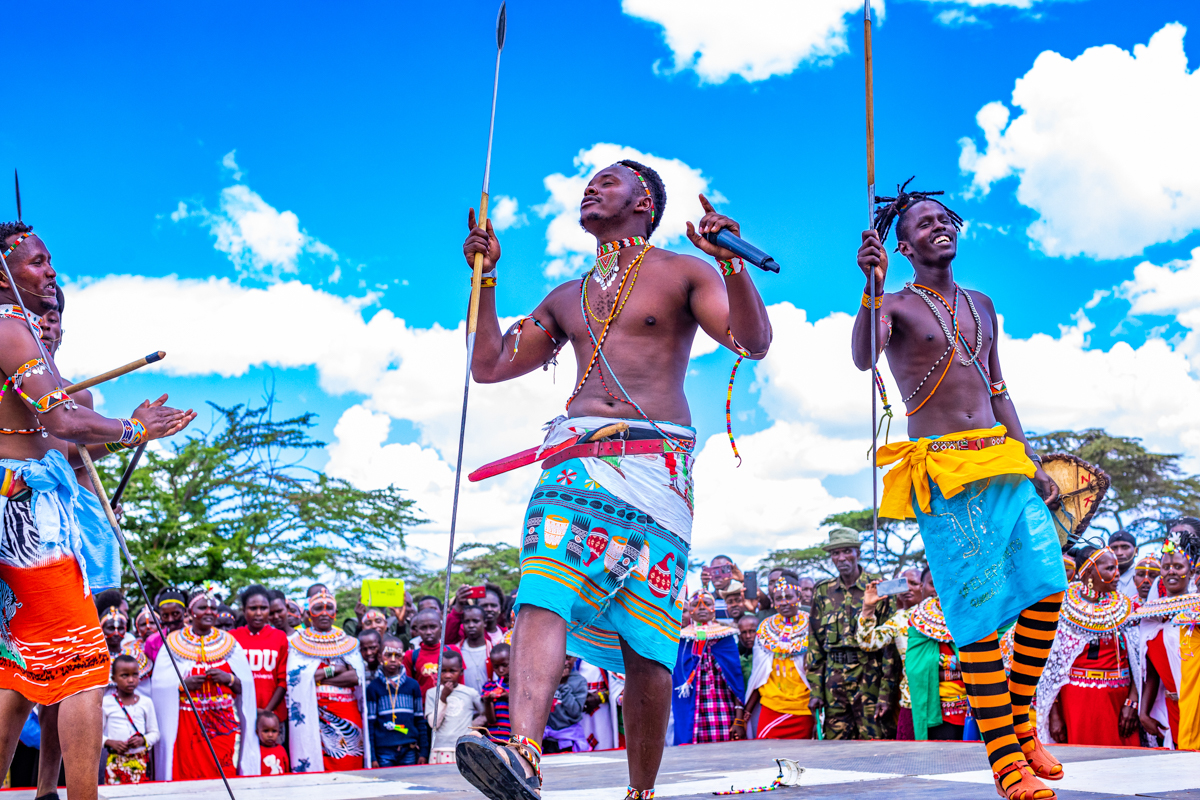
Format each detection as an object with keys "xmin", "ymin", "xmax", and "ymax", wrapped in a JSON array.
[
  {"xmin": 102, "ymin": 655, "xmax": 160, "ymax": 785},
  {"xmin": 257, "ymin": 711, "xmax": 290, "ymax": 775},
  {"xmin": 359, "ymin": 628, "xmax": 383, "ymax": 684},
  {"xmin": 544, "ymin": 656, "xmax": 589, "ymax": 753},
  {"xmin": 459, "ymin": 606, "xmax": 490, "ymax": 694},
  {"xmin": 481, "ymin": 643, "xmax": 511, "ymax": 739},
  {"xmin": 404, "ymin": 609, "xmax": 461, "ymax": 695},
  {"xmin": 368, "ymin": 636, "xmax": 429, "ymax": 767},
  {"xmin": 424, "ymin": 651, "xmax": 484, "ymax": 765}
]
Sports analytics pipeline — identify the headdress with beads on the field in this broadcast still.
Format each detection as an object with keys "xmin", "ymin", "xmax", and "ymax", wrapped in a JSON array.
[
  {"xmin": 1136, "ymin": 554, "xmax": 1161, "ymax": 573},
  {"xmin": 100, "ymin": 605, "xmax": 127, "ymax": 626},
  {"xmin": 306, "ymin": 588, "xmax": 337, "ymax": 613},
  {"xmin": 1079, "ymin": 546, "xmax": 1115, "ymax": 577}
]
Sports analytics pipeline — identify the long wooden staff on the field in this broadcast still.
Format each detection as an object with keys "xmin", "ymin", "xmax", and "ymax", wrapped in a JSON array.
[
  {"xmin": 435, "ymin": 0, "xmax": 507, "ymax": 701},
  {"xmin": 0, "ymin": 249, "xmax": 237, "ymax": 799},
  {"xmin": 865, "ymin": 0, "xmax": 882, "ymax": 566},
  {"xmin": 64, "ymin": 351, "xmax": 165, "ymax": 394}
]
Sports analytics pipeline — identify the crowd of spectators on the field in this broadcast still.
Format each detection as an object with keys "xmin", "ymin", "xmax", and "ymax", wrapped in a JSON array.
[{"xmin": 10, "ymin": 516, "xmax": 1197, "ymax": 789}]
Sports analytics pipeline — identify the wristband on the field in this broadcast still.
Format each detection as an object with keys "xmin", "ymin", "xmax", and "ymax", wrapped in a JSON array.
[
  {"xmin": 478, "ymin": 276, "xmax": 497, "ymax": 289},
  {"xmin": 862, "ymin": 293, "xmax": 883, "ymax": 309},
  {"xmin": 1123, "ymin": 697, "xmax": 1138, "ymax": 709},
  {"xmin": 716, "ymin": 257, "xmax": 744, "ymax": 277},
  {"xmin": 324, "ymin": 666, "xmax": 335, "ymax": 679},
  {"xmin": 104, "ymin": 418, "xmax": 148, "ymax": 453}
]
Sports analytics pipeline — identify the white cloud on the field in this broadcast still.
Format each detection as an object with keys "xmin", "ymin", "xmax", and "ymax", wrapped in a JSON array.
[
  {"xmin": 959, "ymin": 23, "xmax": 1200, "ymax": 259},
  {"xmin": 221, "ymin": 150, "xmax": 243, "ymax": 182},
  {"xmin": 935, "ymin": 9, "xmax": 980, "ymax": 25},
  {"xmin": 622, "ymin": 0, "xmax": 877, "ymax": 84},
  {"xmin": 924, "ymin": 0, "xmax": 1041, "ymax": 7},
  {"xmin": 172, "ymin": 167, "xmax": 336, "ymax": 281},
  {"xmin": 489, "ymin": 195, "xmax": 526, "ymax": 231},
  {"xmin": 1120, "ymin": 247, "xmax": 1200, "ymax": 371},
  {"xmin": 537, "ymin": 143, "xmax": 725, "ymax": 278}
]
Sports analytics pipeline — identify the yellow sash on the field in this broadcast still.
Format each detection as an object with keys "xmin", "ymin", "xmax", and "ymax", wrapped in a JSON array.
[{"xmin": 876, "ymin": 425, "xmax": 1036, "ymax": 520}]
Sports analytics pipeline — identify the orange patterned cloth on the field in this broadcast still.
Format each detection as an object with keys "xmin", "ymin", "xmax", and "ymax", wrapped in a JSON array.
[{"xmin": 0, "ymin": 555, "xmax": 109, "ymax": 703}]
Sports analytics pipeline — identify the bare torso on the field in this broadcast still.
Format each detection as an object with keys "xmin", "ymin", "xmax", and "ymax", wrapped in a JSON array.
[
  {"xmin": 881, "ymin": 284, "xmax": 999, "ymax": 438},
  {"xmin": 0, "ymin": 316, "xmax": 58, "ymax": 462}
]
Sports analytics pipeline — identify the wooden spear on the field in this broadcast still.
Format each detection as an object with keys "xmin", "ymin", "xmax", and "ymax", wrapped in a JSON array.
[
  {"xmin": 64, "ymin": 351, "xmax": 165, "ymax": 394},
  {"xmin": 865, "ymin": 0, "xmax": 882, "ymax": 565}
]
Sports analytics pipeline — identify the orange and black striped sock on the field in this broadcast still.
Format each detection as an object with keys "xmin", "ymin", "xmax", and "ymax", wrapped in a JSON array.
[
  {"xmin": 960, "ymin": 633, "xmax": 1025, "ymax": 791},
  {"xmin": 1008, "ymin": 592, "xmax": 1064, "ymax": 744}
]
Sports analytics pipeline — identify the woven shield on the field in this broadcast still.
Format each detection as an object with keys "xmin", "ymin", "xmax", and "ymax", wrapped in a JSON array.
[{"xmin": 1041, "ymin": 453, "xmax": 1111, "ymax": 549}]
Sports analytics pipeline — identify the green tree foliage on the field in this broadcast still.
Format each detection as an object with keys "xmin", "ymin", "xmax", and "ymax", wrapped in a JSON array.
[
  {"xmin": 1029, "ymin": 428, "xmax": 1200, "ymax": 540},
  {"xmin": 101, "ymin": 401, "xmax": 426, "ymax": 599},
  {"xmin": 756, "ymin": 509, "xmax": 925, "ymax": 580}
]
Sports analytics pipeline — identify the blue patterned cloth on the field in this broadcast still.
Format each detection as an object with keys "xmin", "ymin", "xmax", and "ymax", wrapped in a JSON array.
[
  {"xmin": 915, "ymin": 473, "xmax": 1066, "ymax": 646},
  {"xmin": 75, "ymin": 488, "xmax": 120, "ymax": 591}
]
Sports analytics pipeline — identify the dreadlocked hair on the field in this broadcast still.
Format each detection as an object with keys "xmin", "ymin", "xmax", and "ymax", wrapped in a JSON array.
[
  {"xmin": 617, "ymin": 159, "xmax": 666, "ymax": 238},
  {"xmin": 0, "ymin": 221, "xmax": 32, "ymax": 247},
  {"xmin": 873, "ymin": 177, "xmax": 963, "ymax": 251}
]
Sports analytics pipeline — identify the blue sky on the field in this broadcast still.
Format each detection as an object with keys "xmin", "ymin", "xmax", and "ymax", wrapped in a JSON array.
[{"xmin": 9, "ymin": 0, "xmax": 1200, "ymax": 568}]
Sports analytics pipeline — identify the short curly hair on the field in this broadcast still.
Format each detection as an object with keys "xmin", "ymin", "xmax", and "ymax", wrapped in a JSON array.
[{"xmin": 617, "ymin": 159, "xmax": 666, "ymax": 238}]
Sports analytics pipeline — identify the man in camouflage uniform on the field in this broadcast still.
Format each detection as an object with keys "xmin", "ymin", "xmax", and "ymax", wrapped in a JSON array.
[{"xmin": 807, "ymin": 528, "xmax": 899, "ymax": 739}]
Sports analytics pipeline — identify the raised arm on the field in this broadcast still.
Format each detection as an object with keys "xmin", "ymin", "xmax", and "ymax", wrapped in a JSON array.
[
  {"xmin": 980, "ymin": 295, "xmax": 1059, "ymax": 506},
  {"xmin": 461, "ymin": 209, "xmax": 565, "ymax": 383},
  {"xmin": 851, "ymin": 229, "xmax": 892, "ymax": 371},
  {"xmin": 685, "ymin": 195, "xmax": 772, "ymax": 359}
]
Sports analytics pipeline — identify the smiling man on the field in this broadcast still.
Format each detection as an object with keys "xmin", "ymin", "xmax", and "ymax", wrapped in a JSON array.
[
  {"xmin": 853, "ymin": 184, "xmax": 1068, "ymax": 800},
  {"xmin": 454, "ymin": 161, "xmax": 772, "ymax": 800}
]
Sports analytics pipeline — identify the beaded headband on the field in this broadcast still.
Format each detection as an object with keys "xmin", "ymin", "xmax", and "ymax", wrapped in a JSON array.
[
  {"xmin": 689, "ymin": 591, "xmax": 715, "ymax": 605},
  {"xmin": 189, "ymin": 590, "xmax": 217, "ymax": 611},
  {"xmin": 770, "ymin": 578, "xmax": 803, "ymax": 594},
  {"xmin": 307, "ymin": 589, "xmax": 337, "ymax": 612},
  {"xmin": 617, "ymin": 164, "xmax": 655, "ymax": 225},
  {"xmin": 1079, "ymin": 546, "xmax": 1114, "ymax": 577},
  {"xmin": 135, "ymin": 606, "xmax": 156, "ymax": 624},
  {"xmin": 100, "ymin": 605, "xmax": 127, "ymax": 625},
  {"xmin": 1, "ymin": 232, "xmax": 31, "ymax": 260},
  {"xmin": 1136, "ymin": 555, "xmax": 1161, "ymax": 573},
  {"xmin": 362, "ymin": 609, "xmax": 386, "ymax": 623}
]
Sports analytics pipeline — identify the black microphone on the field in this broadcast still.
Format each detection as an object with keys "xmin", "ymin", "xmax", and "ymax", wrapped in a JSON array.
[{"xmin": 703, "ymin": 229, "xmax": 781, "ymax": 273}]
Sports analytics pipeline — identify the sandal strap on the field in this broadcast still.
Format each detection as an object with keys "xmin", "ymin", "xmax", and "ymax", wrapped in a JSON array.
[
  {"xmin": 994, "ymin": 761, "xmax": 1026, "ymax": 784},
  {"xmin": 507, "ymin": 734, "xmax": 543, "ymax": 788},
  {"xmin": 625, "ymin": 789, "xmax": 655, "ymax": 800}
]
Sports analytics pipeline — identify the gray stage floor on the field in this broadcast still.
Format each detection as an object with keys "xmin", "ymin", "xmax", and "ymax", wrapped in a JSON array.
[{"xmin": 16, "ymin": 740, "xmax": 1200, "ymax": 799}]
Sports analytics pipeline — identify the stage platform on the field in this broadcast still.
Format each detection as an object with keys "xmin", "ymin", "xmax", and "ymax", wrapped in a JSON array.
[{"xmin": 13, "ymin": 740, "xmax": 1200, "ymax": 799}]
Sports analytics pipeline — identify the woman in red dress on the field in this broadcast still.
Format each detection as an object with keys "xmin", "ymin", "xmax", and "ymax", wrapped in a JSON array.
[
  {"xmin": 1038, "ymin": 546, "xmax": 1140, "ymax": 747},
  {"xmin": 1138, "ymin": 545, "xmax": 1200, "ymax": 748}
]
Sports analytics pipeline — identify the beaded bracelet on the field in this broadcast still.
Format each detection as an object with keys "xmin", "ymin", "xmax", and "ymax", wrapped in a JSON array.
[
  {"xmin": 861, "ymin": 292, "xmax": 883, "ymax": 309},
  {"xmin": 104, "ymin": 418, "xmax": 148, "ymax": 453},
  {"xmin": 716, "ymin": 257, "xmax": 744, "ymax": 277},
  {"xmin": 479, "ymin": 276, "xmax": 497, "ymax": 289}
]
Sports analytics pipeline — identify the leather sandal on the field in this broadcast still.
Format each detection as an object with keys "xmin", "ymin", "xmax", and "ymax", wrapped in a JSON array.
[
  {"xmin": 455, "ymin": 730, "xmax": 542, "ymax": 800},
  {"xmin": 1015, "ymin": 722, "xmax": 1063, "ymax": 781},
  {"xmin": 993, "ymin": 762, "xmax": 1056, "ymax": 800}
]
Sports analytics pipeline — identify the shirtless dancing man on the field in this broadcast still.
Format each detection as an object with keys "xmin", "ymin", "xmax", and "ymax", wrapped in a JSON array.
[
  {"xmin": 0, "ymin": 222, "xmax": 194, "ymax": 800},
  {"xmin": 454, "ymin": 161, "xmax": 772, "ymax": 800},
  {"xmin": 853, "ymin": 184, "xmax": 1066, "ymax": 800}
]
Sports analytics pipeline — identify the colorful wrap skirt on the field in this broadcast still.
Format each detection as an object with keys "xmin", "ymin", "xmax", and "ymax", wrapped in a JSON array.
[{"xmin": 514, "ymin": 416, "xmax": 694, "ymax": 674}]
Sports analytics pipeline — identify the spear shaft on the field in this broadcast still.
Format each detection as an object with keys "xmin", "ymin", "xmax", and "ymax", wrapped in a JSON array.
[
  {"xmin": 435, "ymin": 0, "xmax": 507, "ymax": 707},
  {"xmin": 865, "ymin": 0, "xmax": 881, "ymax": 568}
]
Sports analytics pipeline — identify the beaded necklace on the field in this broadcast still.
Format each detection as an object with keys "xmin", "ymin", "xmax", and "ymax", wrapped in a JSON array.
[
  {"xmin": 909, "ymin": 596, "xmax": 954, "ymax": 642},
  {"xmin": 1060, "ymin": 583, "xmax": 1133, "ymax": 635},
  {"xmin": 901, "ymin": 286, "xmax": 959, "ymax": 416},
  {"xmin": 292, "ymin": 625, "xmax": 356, "ymax": 659},
  {"xmin": 568, "ymin": 244, "xmax": 647, "ymax": 410},
  {"xmin": 755, "ymin": 612, "xmax": 809, "ymax": 656},
  {"xmin": 910, "ymin": 283, "xmax": 993, "ymax": 393},
  {"xmin": 593, "ymin": 237, "xmax": 647, "ymax": 291},
  {"xmin": 1130, "ymin": 592, "xmax": 1200, "ymax": 621},
  {"xmin": 167, "ymin": 626, "xmax": 234, "ymax": 663}
]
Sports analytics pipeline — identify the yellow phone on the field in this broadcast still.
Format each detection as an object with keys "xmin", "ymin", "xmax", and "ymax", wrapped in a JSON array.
[{"xmin": 360, "ymin": 579, "xmax": 406, "ymax": 607}]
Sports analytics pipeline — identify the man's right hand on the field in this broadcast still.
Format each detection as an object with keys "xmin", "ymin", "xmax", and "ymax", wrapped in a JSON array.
[
  {"xmin": 863, "ymin": 579, "xmax": 881, "ymax": 613},
  {"xmin": 463, "ymin": 208, "xmax": 500, "ymax": 273},
  {"xmin": 131, "ymin": 394, "xmax": 196, "ymax": 440},
  {"xmin": 858, "ymin": 229, "xmax": 888, "ymax": 291},
  {"xmin": 809, "ymin": 696, "xmax": 824, "ymax": 711}
]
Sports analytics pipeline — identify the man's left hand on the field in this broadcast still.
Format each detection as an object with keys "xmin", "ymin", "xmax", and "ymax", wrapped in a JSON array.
[
  {"xmin": 686, "ymin": 194, "xmax": 741, "ymax": 260},
  {"xmin": 874, "ymin": 700, "xmax": 890, "ymax": 721},
  {"xmin": 1032, "ymin": 467, "xmax": 1061, "ymax": 510}
]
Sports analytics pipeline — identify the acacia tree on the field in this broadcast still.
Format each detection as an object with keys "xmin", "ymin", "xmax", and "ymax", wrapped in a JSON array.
[
  {"xmin": 100, "ymin": 400, "xmax": 425, "ymax": 598},
  {"xmin": 1029, "ymin": 428, "xmax": 1200, "ymax": 541}
]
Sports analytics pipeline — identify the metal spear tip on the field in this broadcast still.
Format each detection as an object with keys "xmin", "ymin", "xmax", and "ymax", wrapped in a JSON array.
[{"xmin": 496, "ymin": 1, "xmax": 506, "ymax": 51}]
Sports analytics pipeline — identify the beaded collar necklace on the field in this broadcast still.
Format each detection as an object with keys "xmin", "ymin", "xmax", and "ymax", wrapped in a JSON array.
[
  {"xmin": 756, "ymin": 612, "xmax": 809, "ymax": 656},
  {"xmin": 679, "ymin": 620, "xmax": 736, "ymax": 642},
  {"xmin": 1130, "ymin": 592, "xmax": 1200, "ymax": 622},
  {"xmin": 1060, "ymin": 583, "xmax": 1133, "ymax": 635},
  {"xmin": 292, "ymin": 625, "xmax": 356, "ymax": 659},
  {"xmin": 910, "ymin": 596, "xmax": 954, "ymax": 642},
  {"xmin": 167, "ymin": 626, "xmax": 234, "ymax": 663},
  {"xmin": 592, "ymin": 236, "xmax": 648, "ymax": 291}
]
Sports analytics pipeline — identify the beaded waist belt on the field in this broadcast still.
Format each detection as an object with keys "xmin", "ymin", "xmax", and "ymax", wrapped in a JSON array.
[
  {"xmin": 926, "ymin": 435, "xmax": 1007, "ymax": 453},
  {"xmin": 1068, "ymin": 666, "xmax": 1129, "ymax": 686}
]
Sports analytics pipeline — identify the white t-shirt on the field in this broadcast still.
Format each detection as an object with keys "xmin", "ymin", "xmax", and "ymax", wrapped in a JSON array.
[
  {"xmin": 461, "ymin": 642, "xmax": 489, "ymax": 694},
  {"xmin": 425, "ymin": 684, "xmax": 483, "ymax": 752},
  {"xmin": 102, "ymin": 693, "xmax": 160, "ymax": 754}
]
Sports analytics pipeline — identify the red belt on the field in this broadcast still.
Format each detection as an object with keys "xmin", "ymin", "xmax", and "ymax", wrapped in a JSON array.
[
  {"xmin": 926, "ymin": 435, "xmax": 1006, "ymax": 453},
  {"xmin": 541, "ymin": 439, "xmax": 669, "ymax": 471}
]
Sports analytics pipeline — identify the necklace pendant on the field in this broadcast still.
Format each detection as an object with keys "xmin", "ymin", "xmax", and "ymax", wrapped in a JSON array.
[{"xmin": 592, "ymin": 251, "xmax": 621, "ymax": 290}]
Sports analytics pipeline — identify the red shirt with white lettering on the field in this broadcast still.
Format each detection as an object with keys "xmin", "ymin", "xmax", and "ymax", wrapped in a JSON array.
[{"xmin": 231, "ymin": 625, "xmax": 289, "ymax": 723}]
